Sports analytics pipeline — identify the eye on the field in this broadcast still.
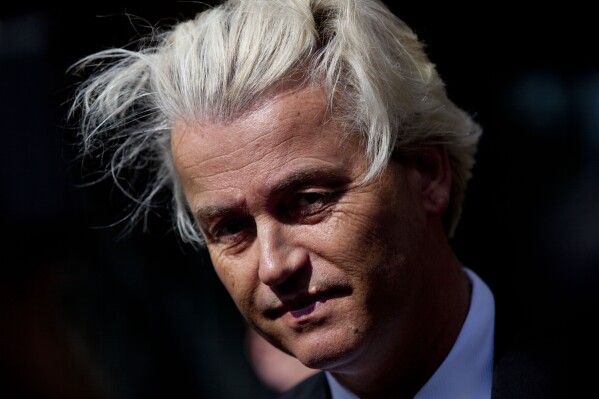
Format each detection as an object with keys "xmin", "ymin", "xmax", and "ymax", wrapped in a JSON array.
[
  {"xmin": 210, "ymin": 216, "xmax": 255, "ymax": 244},
  {"xmin": 295, "ymin": 192, "xmax": 328, "ymax": 207},
  {"xmin": 287, "ymin": 191, "xmax": 334, "ymax": 220}
]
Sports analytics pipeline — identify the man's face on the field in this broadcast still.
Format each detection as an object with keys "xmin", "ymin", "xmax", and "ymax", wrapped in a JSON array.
[{"xmin": 171, "ymin": 86, "xmax": 437, "ymax": 371}]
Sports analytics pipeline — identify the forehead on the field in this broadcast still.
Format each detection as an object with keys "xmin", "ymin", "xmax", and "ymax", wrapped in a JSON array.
[{"xmin": 170, "ymin": 86, "xmax": 364, "ymax": 195}]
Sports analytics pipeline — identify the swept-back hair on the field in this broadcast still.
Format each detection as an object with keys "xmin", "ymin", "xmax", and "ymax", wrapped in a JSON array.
[{"xmin": 68, "ymin": 0, "xmax": 482, "ymax": 245}]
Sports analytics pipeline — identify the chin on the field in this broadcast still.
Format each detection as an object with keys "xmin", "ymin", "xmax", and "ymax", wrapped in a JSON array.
[{"xmin": 287, "ymin": 326, "xmax": 366, "ymax": 371}]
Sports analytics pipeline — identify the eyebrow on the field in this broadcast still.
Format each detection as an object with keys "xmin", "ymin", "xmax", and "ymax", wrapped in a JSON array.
[
  {"xmin": 267, "ymin": 166, "xmax": 349, "ymax": 194},
  {"xmin": 195, "ymin": 203, "xmax": 248, "ymax": 223},
  {"xmin": 194, "ymin": 165, "xmax": 350, "ymax": 224}
]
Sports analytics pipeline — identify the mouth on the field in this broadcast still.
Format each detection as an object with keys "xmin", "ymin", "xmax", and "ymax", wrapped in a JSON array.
[{"xmin": 264, "ymin": 286, "xmax": 352, "ymax": 320}]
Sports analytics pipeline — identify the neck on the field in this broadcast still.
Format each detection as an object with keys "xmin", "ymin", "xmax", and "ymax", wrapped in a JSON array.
[{"xmin": 331, "ymin": 233, "xmax": 471, "ymax": 398}]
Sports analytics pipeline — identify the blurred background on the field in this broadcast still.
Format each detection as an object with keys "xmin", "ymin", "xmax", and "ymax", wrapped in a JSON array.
[{"xmin": 1, "ymin": 1, "xmax": 597, "ymax": 398}]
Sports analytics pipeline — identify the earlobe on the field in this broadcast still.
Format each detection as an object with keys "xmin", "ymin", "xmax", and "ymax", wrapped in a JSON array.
[{"xmin": 413, "ymin": 145, "xmax": 451, "ymax": 216}]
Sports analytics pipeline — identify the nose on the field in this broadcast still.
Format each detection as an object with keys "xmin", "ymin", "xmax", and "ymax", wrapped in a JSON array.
[{"xmin": 257, "ymin": 222, "xmax": 308, "ymax": 287}]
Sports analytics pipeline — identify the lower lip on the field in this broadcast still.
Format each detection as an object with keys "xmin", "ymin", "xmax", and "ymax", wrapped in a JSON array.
[
  {"xmin": 288, "ymin": 299, "xmax": 329, "ymax": 319},
  {"xmin": 290, "ymin": 303, "xmax": 316, "ymax": 318}
]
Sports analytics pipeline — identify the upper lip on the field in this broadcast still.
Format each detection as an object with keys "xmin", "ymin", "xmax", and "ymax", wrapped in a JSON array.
[{"xmin": 264, "ymin": 286, "xmax": 351, "ymax": 319}]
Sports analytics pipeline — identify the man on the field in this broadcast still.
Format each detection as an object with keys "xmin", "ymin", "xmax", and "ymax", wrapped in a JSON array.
[{"xmin": 68, "ymin": 0, "xmax": 564, "ymax": 397}]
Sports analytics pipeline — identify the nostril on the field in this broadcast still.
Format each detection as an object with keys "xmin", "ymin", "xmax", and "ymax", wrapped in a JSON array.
[{"xmin": 269, "ymin": 268, "xmax": 314, "ymax": 298}]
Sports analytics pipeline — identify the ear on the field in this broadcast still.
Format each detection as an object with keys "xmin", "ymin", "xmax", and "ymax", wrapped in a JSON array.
[{"xmin": 413, "ymin": 145, "xmax": 451, "ymax": 217}]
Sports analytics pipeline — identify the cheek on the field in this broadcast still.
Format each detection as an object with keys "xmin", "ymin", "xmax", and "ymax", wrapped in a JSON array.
[
  {"xmin": 305, "ymin": 190, "xmax": 420, "ymax": 295},
  {"xmin": 210, "ymin": 251, "xmax": 257, "ymax": 315},
  {"xmin": 293, "ymin": 210, "xmax": 390, "ymax": 288}
]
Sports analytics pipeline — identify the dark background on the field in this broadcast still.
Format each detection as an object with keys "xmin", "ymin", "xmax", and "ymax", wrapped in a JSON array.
[{"xmin": 1, "ymin": 1, "xmax": 598, "ymax": 398}]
